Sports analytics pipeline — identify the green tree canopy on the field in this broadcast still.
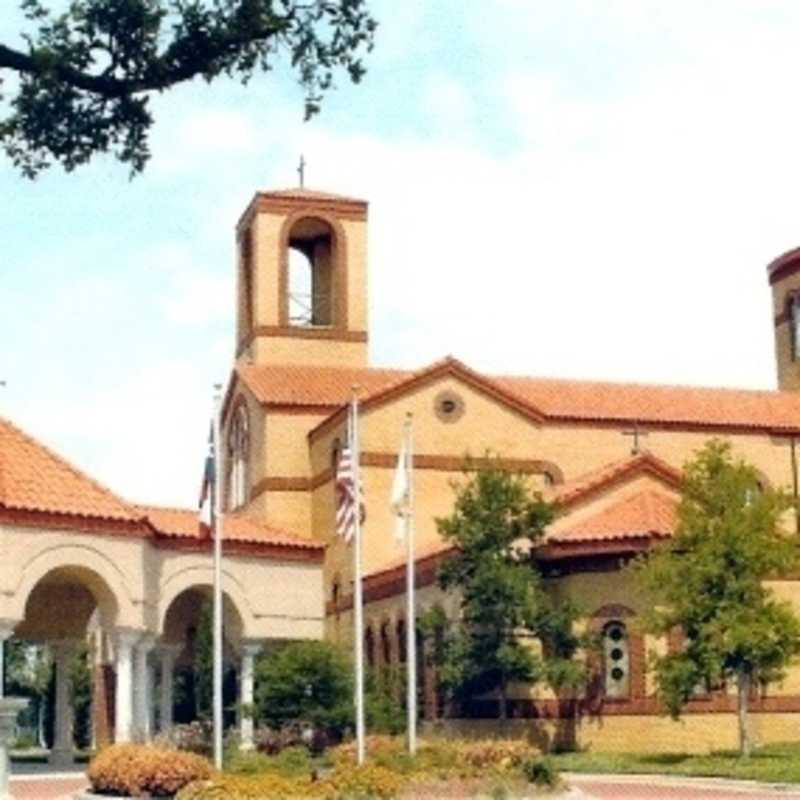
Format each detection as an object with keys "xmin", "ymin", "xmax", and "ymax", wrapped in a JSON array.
[
  {"xmin": 424, "ymin": 461, "xmax": 586, "ymax": 720},
  {"xmin": 634, "ymin": 439, "xmax": 800, "ymax": 757},
  {"xmin": 0, "ymin": 0, "xmax": 377, "ymax": 176},
  {"xmin": 254, "ymin": 640, "xmax": 353, "ymax": 733}
]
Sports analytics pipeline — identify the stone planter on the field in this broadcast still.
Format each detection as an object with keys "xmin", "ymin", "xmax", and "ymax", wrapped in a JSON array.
[
  {"xmin": 74, "ymin": 793, "xmax": 176, "ymax": 799},
  {"xmin": 0, "ymin": 697, "xmax": 29, "ymax": 800}
]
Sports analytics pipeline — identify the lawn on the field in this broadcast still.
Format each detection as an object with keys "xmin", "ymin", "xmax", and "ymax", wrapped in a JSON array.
[{"xmin": 551, "ymin": 741, "xmax": 800, "ymax": 784}]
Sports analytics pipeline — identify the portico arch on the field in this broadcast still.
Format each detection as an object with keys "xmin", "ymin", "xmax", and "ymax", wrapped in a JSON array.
[
  {"xmin": 158, "ymin": 565, "xmax": 256, "ymax": 638},
  {"xmin": 10, "ymin": 543, "xmax": 137, "ymax": 628},
  {"xmin": 11, "ymin": 558, "xmax": 129, "ymax": 767}
]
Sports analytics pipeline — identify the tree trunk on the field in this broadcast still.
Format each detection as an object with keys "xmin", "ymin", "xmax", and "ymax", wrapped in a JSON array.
[
  {"xmin": 737, "ymin": 669, "xmax": 752, "ymax": 758},
  {"xmin": 498, "ymin": 682, "xmax": 508, "ymax": 721}
]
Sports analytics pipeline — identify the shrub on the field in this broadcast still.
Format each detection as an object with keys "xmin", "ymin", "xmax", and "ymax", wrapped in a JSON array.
[
  {"xmin": 255, "ymin": 642, "xmax": 353, "ymax": 736},
  {"xmin": 176, "ymin": 772, "xmax": 311, "ymax": 799},
  {"xmin": 227, "ymin": 745, "xmax": 313, "ymax": 778},
  {"xmin": 523, "ymin": 756, "xmax": 559, "ymax": 789},
  {"xmin": 459, "ymin": 739, "xmax": 539, "ymax": 771},
  {"xmin": 88, "ymin": 743, "xmax": 212, "ymax": 797},
  {"xmin": 253, "ymin": 720, "xmax": 331, "ymax": 755},
  {"xmin": 323, "ymin": 763, "xmax": 404, "ymax": 798},
  {"xmin": 154, "ymin": 721, "xmax": 213, "ymax": 756},
  {"xmin": 365, "ymin": 667, "xmax": 405, "ymax": 736}
]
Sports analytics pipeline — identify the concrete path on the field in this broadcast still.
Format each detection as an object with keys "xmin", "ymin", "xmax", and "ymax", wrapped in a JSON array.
[
  {"xmin": 9, "ymin": 772, "xmax": 87, "ymax": 799},
  {"xmin": 569, "ymin": 773, "xmax": 800, "ymax": 799}
]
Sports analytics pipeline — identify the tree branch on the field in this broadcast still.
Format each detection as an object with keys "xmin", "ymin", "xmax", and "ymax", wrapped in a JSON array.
[{"xmin": 0, "ymin": 14, "xmax": 289, "ymax": 100}]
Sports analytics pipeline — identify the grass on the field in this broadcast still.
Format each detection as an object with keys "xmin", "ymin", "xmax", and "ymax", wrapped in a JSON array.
[
  {"xmin": 550, "ymin": 740, "xmax": 800, "ymax": 784},
  {"xmin": 11, "ymin": 749, "xmax": 91, "ymax": 764}
]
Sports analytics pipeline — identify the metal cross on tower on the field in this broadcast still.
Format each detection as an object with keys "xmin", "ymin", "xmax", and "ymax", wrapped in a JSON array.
[
  {"xmin": 297, "ymin": 154, "xmax": 306, "ymax": 188},
  {"xmin": 622, "ymin": 423, "xmax": 648, "ymax": 455}
]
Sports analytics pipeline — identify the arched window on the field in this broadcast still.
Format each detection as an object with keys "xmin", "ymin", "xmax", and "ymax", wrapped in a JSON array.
[
  {"xmin": 240, "ymin": 227, "xmax": 254, "ymax": 338},
  {"xmin": 287, "ymin": 217, "xmax": 334, "ymax": 327},
  {"xmin": 380, "ymin": 621, "xmax": 392, "ymax": 666},
  {"xmin": 397, "ymin": 619, "xmax": 407, "ymax": 664},
  {"xmin": 791, "ymin": 294, "xmax": 800, "ymax": 360},
  {"xmin": 365, "ymin": 626, "xmax": 375, "ymax": 670},
  {"xmin": 227, "ymin": 403, "xmax": 250, "ymax": 510},
  {"xmin": 602, "ymin": 621, "xmax": 630, "ymax": 699}
]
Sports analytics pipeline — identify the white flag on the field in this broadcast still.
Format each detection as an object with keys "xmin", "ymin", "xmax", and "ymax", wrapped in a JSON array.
[{"xmin": 390, "ymin": 437, "xmax": 409, "ymax": 544}]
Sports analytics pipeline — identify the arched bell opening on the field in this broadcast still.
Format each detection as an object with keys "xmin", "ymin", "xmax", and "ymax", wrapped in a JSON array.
[{"xmin": 286, "ymin": 217, "xmax": 335, "ymax": 328}]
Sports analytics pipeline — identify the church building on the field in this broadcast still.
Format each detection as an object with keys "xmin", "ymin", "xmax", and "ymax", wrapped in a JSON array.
[{"xmin": 4, "ymin": 186, "xmax": 800, "ymax": 757}]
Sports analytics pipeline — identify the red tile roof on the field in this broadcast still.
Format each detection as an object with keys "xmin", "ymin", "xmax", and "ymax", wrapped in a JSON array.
[
  {"xmin": 260, "ymin": 188, "xmax": 367, "ymax": 204},
  {"xmin": 139, "ymin": 504, "xmax": 323, "ymax": 551},
  {"xmin": 235, "ymin": 357, "xmax": 800, "ymax": 433},
  {"xmin": 550, "ymin": 451, "xmax": 681, "ymax": 508},
  {"xmin": 495, "ymin": 374, "xmax": 800, "ymax": 432},
  {"xmin": 237, "ymin": 363, "xmax": 409, "ymax": 408},
  {"xmin": 0, "ymin": 417, "xmax": 142, "ymax": 524},
  {"xmin": 547, "ymin": 489, "xmax": 677, "ymax": 545}
]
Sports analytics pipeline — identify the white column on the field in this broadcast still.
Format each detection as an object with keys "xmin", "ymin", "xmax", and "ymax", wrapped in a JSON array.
[
  {"xmin": 239, "ymin": 641, "xmax": 262, "ymax": 750},
  {"xmin": 133, "ymin": 636, "xmax": 155, "ymax": 742},
  {"xmin": 0, "ymin": 621, "xmax": 17, "ymax": 700},
  {"xmin": 49, "ymin": 640, "xmax": 75, "ymax": 769},
  {"xmin": 114, "ymin": 629, "xmax": 139, "ymax": 744},
  {"xmin": 158, "ymin": 644, "xmax": 181, "ymax": 735}
]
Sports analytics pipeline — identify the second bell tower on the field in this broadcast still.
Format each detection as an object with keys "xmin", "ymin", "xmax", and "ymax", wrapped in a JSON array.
[{"xmin": 234, "ymin": 188, "xmax": 369, "ymax": 368}]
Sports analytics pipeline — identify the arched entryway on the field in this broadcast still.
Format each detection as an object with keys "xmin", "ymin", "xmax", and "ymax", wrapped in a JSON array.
[
  {"xmin": 159, "ymin": 585, "xmax": 262, "ymax": 748},
  {"xmin": 161, "ymin": 587, "xmax": 242, "ymax": 731},
  {"xmin": 7, "ymin": 563, "xmax": 123, "ymax": 768}
]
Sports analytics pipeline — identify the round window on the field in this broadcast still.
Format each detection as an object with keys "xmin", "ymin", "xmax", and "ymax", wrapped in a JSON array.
[
  {"xmin": 434, "ymin": 390, "xmax": 465, "ymax": 423},
  {"xmin": 610, "ymin": 647, "xmax": 624, "ymax": 661},
  {"xmin": 611, "ymin": 667, "xmax": 625, "ymax": 681}
]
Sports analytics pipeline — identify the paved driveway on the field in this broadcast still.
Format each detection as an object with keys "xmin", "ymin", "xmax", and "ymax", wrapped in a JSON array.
[
  {"xmin": 10, "ymin": 771, "xmax": 800, "ymax": 799},
  {"xmin": 569, "ymin": 773, "xmax": 800, "ymax": 799}
]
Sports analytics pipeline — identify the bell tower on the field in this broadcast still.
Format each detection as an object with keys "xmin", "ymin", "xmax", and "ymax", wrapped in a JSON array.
[
  {"xmin": 768, "ymin": 247, "xmax": 800, "ymax": 391},
  {"xmin": 234, "ymin": 188, "xmax": 369, "ymax": 368}
]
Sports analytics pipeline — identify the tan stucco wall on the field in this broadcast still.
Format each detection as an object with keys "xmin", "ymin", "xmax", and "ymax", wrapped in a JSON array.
[
  {"xmin": 0, "ymin": 523, "xmax": 324, "ymax": 644},
  {"xmin": 428, "ymin": 712, "xmax": 800, "ymax": 754},
  {"xmin": 312, "ymin": 373, "xmax": 797, "ymax": 585}
]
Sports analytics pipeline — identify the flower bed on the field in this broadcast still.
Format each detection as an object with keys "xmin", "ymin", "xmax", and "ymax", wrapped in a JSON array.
[
  {"xmin": 176, "ymin": 736, "xmax": 562, "ymax": 798},
  {"xmin": 175, "ymin": 763, "xmax": 403, "ymax": 799}
]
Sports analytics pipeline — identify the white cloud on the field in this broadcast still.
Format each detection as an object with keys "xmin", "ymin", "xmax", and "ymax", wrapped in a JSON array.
[{"xmin": 6, "ymin": 0, "xmax": 800, "ymax": 509}]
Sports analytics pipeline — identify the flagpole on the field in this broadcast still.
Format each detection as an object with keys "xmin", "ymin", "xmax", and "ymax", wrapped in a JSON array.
[
  {"xmin": 351, "ymin": 390, "xmax": 366, "ymax": 766},
  {"xmin": 212, "ymin": 384, "xmax": 224, "ymax": 771},
  {"xmin": 404, "ymin": 413, "xmax": 417, "ymax": 755}
]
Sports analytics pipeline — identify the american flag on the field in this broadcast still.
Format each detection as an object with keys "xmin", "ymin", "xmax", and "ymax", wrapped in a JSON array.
[
  {"xmin": 198, "ymin": 421, "xmax": 215, "ymax": 531},
  {"xmin": 336, "ymin": 444, "xmax": 357, "ymax": 543}
]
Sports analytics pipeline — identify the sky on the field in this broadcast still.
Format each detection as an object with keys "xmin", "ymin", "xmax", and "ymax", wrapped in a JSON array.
[{"xmin": 2, "ymin": 0, "xmax": 800, "ymax": 509}]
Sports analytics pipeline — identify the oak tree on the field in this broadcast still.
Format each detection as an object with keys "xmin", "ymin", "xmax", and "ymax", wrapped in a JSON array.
[
  {"xmin": 634, "ymin": 440, "xmax": 800, "ymax": 757},
  {"xmin": 0, "ymin": 0, "xmax": 377, "ymax": 176},
  {"xmin": 424, "ymin": 462, "xmax": 586, "ymax": 720}
]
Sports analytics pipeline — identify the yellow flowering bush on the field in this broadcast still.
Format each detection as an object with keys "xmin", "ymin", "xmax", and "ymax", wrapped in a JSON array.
[
  {"xmin": 176, "ymin": 773, "xmax": 313, "ymax": 799},
  {"xmin": 322, "ymin": 763, "xmax": 404, "ymax": 798},
  {"xmin": 176, "ymin": 763, "xmax": 404, "ymax": 799},
  {"xmin": 457, "ymin": 738, "xmax": 539, "ymax": 771},
  {"xmin": 88, "ymin": 743, "xmax": 212, "ymax": 797}
]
